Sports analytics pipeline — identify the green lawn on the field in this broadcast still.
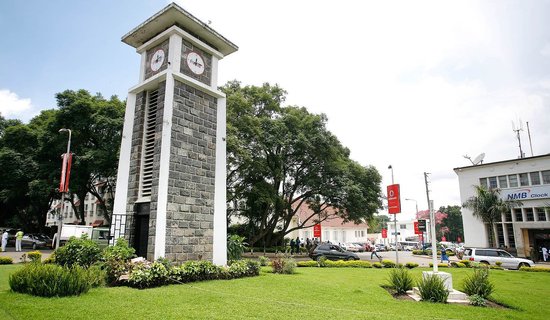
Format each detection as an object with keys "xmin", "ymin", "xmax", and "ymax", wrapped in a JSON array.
[{"xmin": 1, "ymin": 264, "xmax": 549, "ymax": 319}]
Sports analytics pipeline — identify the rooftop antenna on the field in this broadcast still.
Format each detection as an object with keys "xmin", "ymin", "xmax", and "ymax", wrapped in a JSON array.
[
  {"xmin": 526, "ymin": 121, "xmax": 534, "ymax": 157},
  {"xmin": 512, "ymin": 120, "xmax": 524, "ymax": 158}
]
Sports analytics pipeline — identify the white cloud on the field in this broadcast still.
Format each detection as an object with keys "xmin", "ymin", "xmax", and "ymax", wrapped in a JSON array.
[{"xmin": 0, "ymin": 89, "xmax": 33, "ymax": 119}]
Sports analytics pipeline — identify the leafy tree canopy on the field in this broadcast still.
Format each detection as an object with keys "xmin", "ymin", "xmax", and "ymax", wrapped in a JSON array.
[{"xmin": 223, "ymin": 81, "xmax": 383, "ymax": 246}]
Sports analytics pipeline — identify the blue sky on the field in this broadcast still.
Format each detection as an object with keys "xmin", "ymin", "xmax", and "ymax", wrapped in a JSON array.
[{"xmin": 2, "ymin": 0, "xmax": 550, "ymax": 217}]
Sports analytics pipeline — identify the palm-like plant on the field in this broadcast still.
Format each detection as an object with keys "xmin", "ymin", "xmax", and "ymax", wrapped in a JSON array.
[{"xmin": 462, "ymin": 185, "xmax": 521, "ymax": 247}]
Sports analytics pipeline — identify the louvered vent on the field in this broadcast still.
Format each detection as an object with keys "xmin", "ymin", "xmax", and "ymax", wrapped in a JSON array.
[{"xmin": 140, "ymin": 89, "xmax": 159, "ymax": 198}]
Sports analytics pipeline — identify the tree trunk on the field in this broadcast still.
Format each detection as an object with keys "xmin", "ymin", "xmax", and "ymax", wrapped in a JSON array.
[{"xmin": 491, "ymin": 223, "xmax": 500, "ymax": 248}]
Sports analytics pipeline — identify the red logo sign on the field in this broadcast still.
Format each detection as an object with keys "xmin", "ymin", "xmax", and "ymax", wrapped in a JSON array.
[
  {"xmin": 414, "ymin": 222, "xmax": 421, "ymax": 235},
  {"xmin": 381, "ymin": 228, "xmax": 387, "ymax": 238},
  {"xmin": 313, "ymin": 224, "xmax": 321, "ymax": 238},
  {"xmin": 59, "ymin": 153, "xmax": 73, "ymax": 193},
  {"xmin": 387, "ymin": 184, "xmax": 401, "ymax": 214}
]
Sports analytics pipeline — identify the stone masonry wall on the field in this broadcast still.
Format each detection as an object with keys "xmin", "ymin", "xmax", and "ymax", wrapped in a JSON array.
[{"xmin": 164, "ymin": 80, "xmax": 217, "ymax": 262}]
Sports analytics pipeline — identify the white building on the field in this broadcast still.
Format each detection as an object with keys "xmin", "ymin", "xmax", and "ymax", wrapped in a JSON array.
[
  {"xmin": 46, "ymin": 193, "xmax": 109, "ymax": 227},
  {"xmin": 454, "ymin": 154, "xmax": 550, "ymax": 258}
]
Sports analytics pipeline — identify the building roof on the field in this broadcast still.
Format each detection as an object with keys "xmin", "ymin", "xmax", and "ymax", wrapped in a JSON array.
[
  {"xmin": 122, "ymin": 2, "xmax": 238, "ymax": 55},
  {"xmin": 454, "ymin": 153, "xmax": 550, "ymax": 173},
  {"xmin": 296, "ymin": 204, "xmax": 368, "ymax": 228}
]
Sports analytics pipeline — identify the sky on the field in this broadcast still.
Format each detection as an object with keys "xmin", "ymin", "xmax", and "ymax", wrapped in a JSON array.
[{"xmin": 1, "ymin": 0, "xmax": 550, "ymax": 221}]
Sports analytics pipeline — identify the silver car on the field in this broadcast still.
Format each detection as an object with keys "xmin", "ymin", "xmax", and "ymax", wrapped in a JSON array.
[{"xmin": 463, "ymin": 248, "xmax": 534, "ymax": 270}]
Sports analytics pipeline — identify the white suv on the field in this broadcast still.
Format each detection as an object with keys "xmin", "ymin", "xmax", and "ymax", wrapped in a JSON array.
[{"xmin": 463, "ymin": 248, "xmax": 534, "ymax": 270}]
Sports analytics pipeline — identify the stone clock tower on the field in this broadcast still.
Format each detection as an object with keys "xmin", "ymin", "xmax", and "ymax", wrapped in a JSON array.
[{"xmin": 111, "ymin": 3, "xmax": 237, "ymax": 265}]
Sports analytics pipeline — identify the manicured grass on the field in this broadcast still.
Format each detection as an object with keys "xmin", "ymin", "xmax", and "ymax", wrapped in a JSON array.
[{"xmin": 1, "ymin": 264, "xmax": 550, "ymax": 319}]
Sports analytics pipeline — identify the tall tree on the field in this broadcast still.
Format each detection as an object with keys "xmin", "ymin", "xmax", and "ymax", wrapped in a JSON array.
[
  {"xmin": 438, "ymin": 205, "xmax": 464, "ymax": 242},
  {"xmin": 223, "ymin": 81, "xmax": 383, "ymax": 246},
  {"xmin": 462, "ymin": 185, "xmax": 521, "ymax": 247}
]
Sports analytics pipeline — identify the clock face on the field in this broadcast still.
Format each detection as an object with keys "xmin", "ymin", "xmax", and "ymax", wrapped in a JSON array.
[
  {"xmin": 186, "ymin": 51, "xmax": 205, "ymax": 75},
  {"xmin": 150, "ymin": 49, "xmax": 165, "ymax": 72}
]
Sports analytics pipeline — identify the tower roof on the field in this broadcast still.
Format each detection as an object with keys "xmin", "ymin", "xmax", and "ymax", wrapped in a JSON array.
[{"xmin": 122, "ymin": 2, "xmax": 238, "ymax": 56}]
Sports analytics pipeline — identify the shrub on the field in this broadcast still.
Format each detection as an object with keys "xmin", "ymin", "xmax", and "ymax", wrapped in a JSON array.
[
  {"xmin": 412, "ymin": 250, "xmax": 424, "ymax": 255},
  {"xmin": 9, "ymin": 263, "xmax": 91, "ymax": 297},
  {"xmin": 226, "ymin": 259, "xmax": 260, "ymax": 279},
  {"xmin": 271, "ymin": 255, "xmax": 296, "ymax": 274},
  {"xmin": 55, "ymin": 235, "xmax": 101, "ymax": 268},
  {"xmin": 469, "ymin": 294, "xmax": 486, "ymax": 307},
  {"xmin": 450, "ymin": 262, "xmax": 466, "ymax": 268},
  {"xmin": 102, "ymin": 238, "xmax": 135, "ymax": 285},
  {"xmin": 317, "ymin": 256, "xmax": 328, "ymax": 267},
  {"xmin": 43, "ymin": 255, "xmax": 55, "ymax": 264},
  {"xmin": 459, "ymin": 260, "xmax": 472, "ymax": 268},
  {"xmin": 103, "ymin": 238, "xmax": 135, "ymax": 261},
  {"xmin": 258, "ymin": 255, "xmax": 270, "ymax": 266},
  {"xmin": 373, "ymin": 262, "xmax": 382, "ymax": 268},
  {"xmin": 27, "ymin": 250, "xmax": 42, "ymax": 263},
  {"xmin": 495, "ymin": 261, "xmax": 502, "ymax": 267},
  {"xmin": 297, "ymin": 260, "xmax": 318, "ymax": 267},
  {"xmin": 519, "ymin": 266, "xmax": 550, "ymax": 272},
  {"xmin": 461, "ymin": 268, "xmax": 494, "ymax": 299},
  {"xmin": 382, "ymin": 259, "xmax": 396, "ymax": 268},
  {"xmin": 227, "ymin": 234, "xmax": 247, "ymax": 261},
  {"xmin": 128, "ymin": 261, "xmax": 169, "ymax": 289},
  {"xmin": 387, "ymin": 268, "xmax": 414, "ymax": 294},
  {"xmin": 417, "ymin": 274, "xmax": 449, "ymax": 303},
  {"xmin": 429, "ymin": 263, "xmax": 450, "ymax": 268},
  {"xmin": 86, "ymin": 264, "xmax": 106, "ymax": 288},
  {"xmin": 404, "ymin": 262, "xmax": 418, "ymax": 269},
  {"xmin": 0, "ymin": 256, "xmax": 13, "ymax": 264},
  {"xmin": 340, "ymin": 260, "xmax": 372, "ymax": 268}
]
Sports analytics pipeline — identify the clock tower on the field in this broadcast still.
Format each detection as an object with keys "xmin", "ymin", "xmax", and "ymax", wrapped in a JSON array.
[{"xmin": 111, "ymin": 3, "xmax": 237, "ymax": 265}]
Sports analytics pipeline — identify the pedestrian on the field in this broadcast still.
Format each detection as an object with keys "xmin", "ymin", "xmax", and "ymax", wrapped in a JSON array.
[
  {"xmin": 542, "ymin": 246, "xmax": 548, "ymax": 262},
  {"xmin": 1, "ymin": 229, "xmax": 8, "ymax": 252},
  {"xmin": 15, "ymin": 229, "xmax": 23, "ymax": 252},
  {"xmin": 371, "ymin": 244, "xmax": 381, "ymax": 261},
  {"xmin": 440, "ymin": 246, "xmax": 450, "ymax": 264},
  {"xmin": 295, "ymin": 237, "xmax": 301, "ymax": 255},
  {"xmin": 306, "ymin": 238, "xmax": 311, "ymax": 252},
  {"xmin": 289, "ymin": 238, "xmax": 295, "ymax": 254}
]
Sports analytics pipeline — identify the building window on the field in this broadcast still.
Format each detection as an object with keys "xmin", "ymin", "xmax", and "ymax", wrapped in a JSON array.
[
  {"xmin": 519, "ymin": 173, "xmax": 529, "ymax": 186},
  {"xmin": 506, "ymin": 224, "xmax": 515, "ymax": 248},
  {"xmin": 536, "ymin": 208, "xmax": 546, "ymax": 221},
  {"xmin": 323, "ymin": 230, "xmax": 329, "ymax": 241},
  {"xmin": 479, "ymin": 178, "xmax": 488, "ymax": 188},
  {"xmin": 400, "ymin": 224, "xmax": 407, "ymax": 229},
  {"xmin": 498, "ymin": 176, "xmax": 508, "ymax": 188},
  {"xmin": 525, "ymin": 208, "xmax": 534, "ymax": 221},
  {"xmin": 361, "ymin": 230, "xmax": 365, "ymax": 237},
  {"xmin": 509, "ymin": 175, "xmax": 518, "ymax": 187},
  {"xmin": 488, "ymin": 177, "xmax": 498, "ymax": 188},
  {"xmin": 530, "ymin": 172, "xmax": 541, "ymax": 185},
  {"xmin": 514, "ymin": 208, "xmax": 523, "ymax": 222},
  {"xmin": 504, "ymin": 211, "xmax": 512, "ymax": 222},
  {"xmin": 542, "ymin": 170, "xmax": 550, "ymax": 184}
]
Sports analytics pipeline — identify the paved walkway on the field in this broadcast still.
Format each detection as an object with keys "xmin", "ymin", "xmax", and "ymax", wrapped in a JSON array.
[{"xmin": 0, "ymin": 247, "xmax": 53, "ymax": 263}]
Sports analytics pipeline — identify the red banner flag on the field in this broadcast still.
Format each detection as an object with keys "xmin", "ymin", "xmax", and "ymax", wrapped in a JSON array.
[
  {"xmin": 387, "ymin": 184, "xmax": 401, "ymax": 214},
  {"xmin": 414, "ymin": 221, "xmax": 421, "ymax": 235},
  {"xmin": 381, "ymin": 228, "xmax": 387, "ymax": 238},
  {"xmin": 313, "ymin": 224, "xmax": 321, "ymax": 238},
  {"xmin": 59, "ymin": 153, "xmax": 73, "ymax": 193}
]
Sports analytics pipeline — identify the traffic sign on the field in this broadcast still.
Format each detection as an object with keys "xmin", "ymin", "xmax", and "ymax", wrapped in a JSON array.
[{"xmin": 417, "ymin": 219, "xmax": 427, "ymax": 231}]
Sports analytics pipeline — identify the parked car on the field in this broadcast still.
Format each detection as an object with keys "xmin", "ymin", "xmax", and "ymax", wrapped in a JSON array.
[
  {"xmin": 375, "ymin": 244, "xmax": 387, "ymax": 252},
  {"xmin": 21, "ymin": 234, "xmax": 47, "ymax": 250},
  {"xmin": 342, "ymin": 243, "xmax": 361, "ymax": 252},
  {"xmin": 463, "ymin": 247, "xmax": 534, "ymax": 270},
  {"xmin": 309, "ymin": 243, "xmax": 360, "ymax": 261},
  {"xmin": 352, "ymin": 243, "xmax": 366, "ymax": 252}
]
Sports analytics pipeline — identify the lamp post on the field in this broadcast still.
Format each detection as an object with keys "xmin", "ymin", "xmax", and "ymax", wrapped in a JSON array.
[
  {"xmin": 56, "ymin": 128, "xmax": 72, "ymax": 250},
  {"xmin": 405, "ymin": 198, "xmax": 420, "ymax": 245},
  {"xmin": 388, "ymin": 165, "xmax": 398, "ymax": 264}
]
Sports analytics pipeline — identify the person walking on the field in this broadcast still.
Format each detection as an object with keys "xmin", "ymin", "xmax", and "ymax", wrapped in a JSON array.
[
  {"xmin": 371, "ymin": 244, "xmax": 381, "ymax": 261},
  {"xmin": 542, "ymin": 246, "xmax": 548, "ymax": 262},
  {"xmin": 15, "ymin": 229, "xmax": 23, "ymax": 252},
  {"xmin": 295, "ymin": 237, "xmax": 301, "ymax": 255},
  {"xmin": 440, "ymin": 245, "xmax": 450, "ymax": 264},
  {"xmin": 1, "ymin": 230, "xmax": 8, "ymax": 252},
  {"xmin": 289, "ymin": 238, "xmax": 295, "ymax": 254}
]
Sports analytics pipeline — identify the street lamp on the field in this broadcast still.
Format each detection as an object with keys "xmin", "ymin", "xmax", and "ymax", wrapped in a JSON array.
[
  {"xmin": 405, "ymin": 198, "xmax": 422, "ymax": 246},
  {"xmin": 56, "ymin": 128, "xmax": 72, "ymax": 250},
  {"xmin": 388, "ymin": 165, "xmax": 398, "ymax": 264}
]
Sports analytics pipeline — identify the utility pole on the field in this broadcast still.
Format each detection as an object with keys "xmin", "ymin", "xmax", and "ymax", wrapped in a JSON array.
[
  {"xmin": 424, "ymin": 172, "xmax": 438, "ymax": 273},
  {"xmin": 389, "ymin": 165, "xmax": 398, "ymax": 265}
]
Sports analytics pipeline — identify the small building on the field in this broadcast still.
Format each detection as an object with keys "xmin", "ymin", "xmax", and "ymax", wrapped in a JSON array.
[{"xmin": 454, "ymin": 154, "xmax": 550, "ymax": 258}]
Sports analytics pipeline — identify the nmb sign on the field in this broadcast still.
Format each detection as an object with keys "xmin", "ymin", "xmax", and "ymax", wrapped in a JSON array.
[{"xmin": 500, "ymin": 185, "xmax": 550, "ymax": 201}]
